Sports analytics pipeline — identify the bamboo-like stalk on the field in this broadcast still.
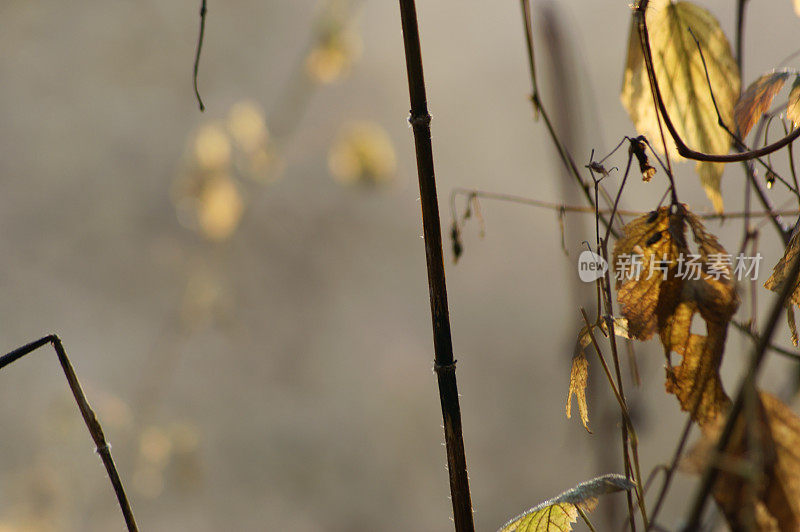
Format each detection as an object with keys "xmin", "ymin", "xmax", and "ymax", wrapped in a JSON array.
[
  {"xmin": 396, "ymin": 1, "xmax": 474, "ymax": 530},
  {"xmin": 0, "ymin": 336, "xmax": 138, "ymax": 531}
]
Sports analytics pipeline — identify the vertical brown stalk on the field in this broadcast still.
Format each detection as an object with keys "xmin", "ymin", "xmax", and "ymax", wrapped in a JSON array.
[{"xmin": 397, "ymin": 1, "xmax": 475, "ymax": 530}]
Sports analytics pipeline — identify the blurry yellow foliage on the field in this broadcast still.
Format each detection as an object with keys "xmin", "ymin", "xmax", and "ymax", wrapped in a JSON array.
[
  {"xmin": 305, "ymin": 0, "xmax": 362, "ymax": 84},
  {"xmin": 135, "ymin": 422, "xmax": 202, "ymax": 499},
  {"xmin": 328, "ymin": 122, "xmax": 396, "ymax": 185},
  {"xmin": 227, "ymin": 101, "xmax": 269, "ymax": 153},
  {"xmin": 140, "ymin": 426, "xmax": 173, "ymax": 468},
  {"xmin": 306, "ymin": 29, "xmax": 362, "ymax": 84},
  {"xmin": 173, "ymin": 170, "xmax": 244, "ymax": 242},
  {"xmin": 197, "ymin": 174, "xmax": 244, "ymax": 241},
  {"xmin": 194, "ymin": 124, "xmax": 232, "ymax": 170}
]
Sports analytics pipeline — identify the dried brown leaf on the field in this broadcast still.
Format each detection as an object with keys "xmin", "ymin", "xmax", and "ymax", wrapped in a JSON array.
[
  {"xmin": 566, "ymin": 352, "xmax": 591, "ymax": 433},
  {"xmin": 734, "ymin": 71, "xmax": 792, "ymax": 138},
  {"xmin": 614, "ymin": 205, "xmax": 739, "ymax": 426},
  {"xmin": 684, "ymin": 392, "xmax": 800, "ymax": 530},
  {"xmin": 613, "ymin": 207, "xmax": 685, "ymax": 340},
  {"xmin": 661, "ymin": 303, "xmax": 731, "ymax": 426},
  {"xmin": 765, "ymin": 230, "xmax": 800, "ymax": 307}
]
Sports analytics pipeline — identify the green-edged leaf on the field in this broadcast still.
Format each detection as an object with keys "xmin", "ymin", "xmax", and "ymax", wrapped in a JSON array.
[
  {"xmin": 734, "ymin": 70, "xmax": 792, "ymax": 137},
  {"xmin": 788, "ymin": 75, "xmax": 800, "ymax": 128},
  {"xmin": 621, "ymin": 0, "xmax": 741, "ymax": 212},
  {"xmin": 498, "ymin": 474, "xmax": 635, "ymax": 532}
]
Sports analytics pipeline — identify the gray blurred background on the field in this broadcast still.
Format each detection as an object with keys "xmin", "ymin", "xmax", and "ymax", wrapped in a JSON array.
[{"xmin": 1, "ymin": 1, "xmax": 800, "ymax": 530}]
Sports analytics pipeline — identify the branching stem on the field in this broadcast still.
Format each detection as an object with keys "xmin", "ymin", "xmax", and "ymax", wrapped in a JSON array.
[{"xmin": 0, "ymin": 336, "xmax": 138, "ymax": 531}]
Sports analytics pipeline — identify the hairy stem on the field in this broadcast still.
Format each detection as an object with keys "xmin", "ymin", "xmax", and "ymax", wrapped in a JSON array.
[{"xmin": 397, "ymin": 2, "xmax": 474, "ymax": 530}]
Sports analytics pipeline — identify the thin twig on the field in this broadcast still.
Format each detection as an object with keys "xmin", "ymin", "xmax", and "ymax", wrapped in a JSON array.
[
  {"xmin": 450, "ymin": 187, "xmax": 800, "ymax": 220},
  {"xmin": 732, "ymin": 320, "xmax": 800, "ymax": 362},
  {"xmin": 518, "ymin": 0, "xmax": 618, "ymax": 238},
  {"xmin": 0, "ymin": 336, "xmax": 138, "ymax": 531},
  {"xmin": 735, "ymin": 0, "xmax": 747, "ymax": 74},
  {"xmin": 686, "ymin": 27, "xmax": 793, "ymax": 242},
  {"xmin": 580, "ymin": 309, "xmax": 647, "ymax": 530},
  {"xmin": 193, "ymin": 0, "xmax": 207, "ymax": 111},
  {"xmin": 397, "ymin": 1, "xmax": 474, "ymax": 530}
]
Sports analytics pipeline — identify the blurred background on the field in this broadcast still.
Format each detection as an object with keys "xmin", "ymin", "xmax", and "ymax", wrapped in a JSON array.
[{"xmin": 1, "ymin": 0, "xmax": 800, "ymax": 530}]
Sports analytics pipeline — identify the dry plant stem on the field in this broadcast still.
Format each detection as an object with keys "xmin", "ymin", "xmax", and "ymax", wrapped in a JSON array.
[
  {"xmin": 0, "ymin": 336, "xmax": 138, "ymax": 532},
  {"xmin": 731, "ymin": 320, "xmax": 800, "ymax": 362},
  {"xmin": 601, "ymin": 284, "xmax": 643, "ymax": 531},
  {"xmin": 397, "ymin": 2, "xmax": 474, "ymax": 530},
  {"xmin": 636, "ymin": 0, "xmax": 800, "ymax": 163},
  {"xmin": 579, "ymin": 309, "xmax": 648, "ymax": 530},
  {"xmin": 781, "ymin": 120, "xmax": 800, "ymax": 208},
  {"xmin": 449, "ymin": 188, "xmax": 800, "ymax": 221},
  {"xmin": 682, "ymin": 251, "xmax": 800, "ymax": 530},
  {"xmin": 577, "ymin": 505, "xmax": 599, "ymax": 532},
  {"xmin": 735, "ymin": 0, "xmax": 747, "ymax": 74},
  {"xmin": 645, "ymin": 416, "xmax": 694, "ymax": 530},
  {"xmin": 687, "ymin": 29, "xmax": 793, "ymax": 242},
  {"xmin": 193, "ymin": 0, "xmax": 207, "ymax": 111},
  {"xmin": 518, "ymin": 0, "xmax": 618, "ymax": 239}
]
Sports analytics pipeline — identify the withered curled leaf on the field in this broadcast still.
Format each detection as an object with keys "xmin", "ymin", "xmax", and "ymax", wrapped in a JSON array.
[
  {"xmin": 734, "ymin": 71, "xmax": 792, "ymax": 138},
  {"xmin": 613, "ymin": 205, "xmax": 739, "ymax": 426},
  {"xmin": 683, "ymin": 392, "xmax": 800, "ymax": 530}
]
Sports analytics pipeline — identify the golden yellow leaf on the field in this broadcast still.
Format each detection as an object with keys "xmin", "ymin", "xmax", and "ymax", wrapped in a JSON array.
[
  {"xmin": 661, "ymin": 304, "xmax": 731, "ymax": 427},
  {"xmin": 613, "ymin": 206, "xmax": 684, "ymax": 340},
  {"xmin": 498, "ymin": 474, "xmax": 634, "ymax": 532},
  {"xmin": 566, "ymin": 352, "xmax": 591, "ymax": 433},
  {"xmin": 789, "ymin": 305, "xmax": 799, "ymax": 347},
  {"xmin": 734, "ymin": 71, "xmax": 792, "ymax": 138},
  {"xmin": 795, "ymin": 0, "xmax": 800, "ymax": 17},
  {"xmin": 621, "ymin": 0, "xmax": 741, "ymax": 212},
  {"xmin": 787, "ymin": 76, "xmax": 800, "ymax": 128},
  {"xmin": 614, "ymin": 205, "xmax": 739, "ymax": 426}
]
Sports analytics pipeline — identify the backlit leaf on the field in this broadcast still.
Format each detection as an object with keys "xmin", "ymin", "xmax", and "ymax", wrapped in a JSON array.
[
  {"xmin": 498, "ymin": 474, "xmax": 635, "ymax": 532},
  {"xmin": 621, "ymin": 0, "xmax": 740, "ymax": 212},
  {"xmin": 566, "ymin": 352, "xmax": 591, "ymax": 433},
  {"xmin": 683, "ymin": 392, "xmax": 800, "ymax": 530},
  {"xmin": 613, "ymin": 205, "xmax": 739, "ymax": 426},
  {"xmin": 734, "ymin": 71, "xmax": 792, "ymax": 138},
  {"xmin": 613, "ymin": 206, "xmax": 683, "ymax": 340},
  {"xmin": 787, "ymin": 76, "xmax": 800, "ymax": 128}
]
